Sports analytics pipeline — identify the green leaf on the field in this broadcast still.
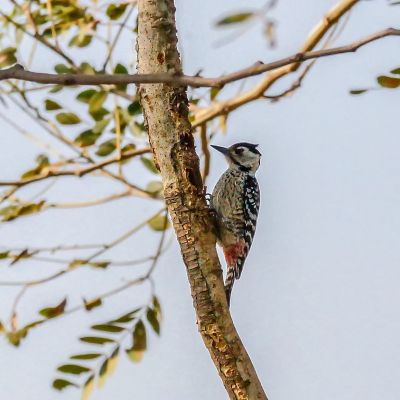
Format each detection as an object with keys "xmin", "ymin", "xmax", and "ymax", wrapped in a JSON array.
[
  {"xmin": 80, "ymin": 62, "xmax": 96, "ymax": 75},
  {"xmin": 140, "ymin": 156, "xmax": 159, "ymax": 174},
  {"xmin": 126, "ymin": 320, "xmax": 147, "ymax": 363},
  {"xmin": 121, "ymin": 143, "xmax": 136, "ymax": 154},
  {"xmin": 54, "ymin": 64, "xmax": 73, "ymax": 74},
  {"xmin": 0, "ymin": 47, "xmax": 17, "ymax": 68},
  {"xmin": 0, "ymin": 205, "xmax": 19, "ymax": 221},
  {"xmin": 146, "ymin": 181, "xmax": 163, "ymax": 195},
  {"xmin": 350, "ymin": 89, "xmax": 367, "ymax": 95},
  {"xmin": 70, "ymin": 353, "xmax": 102, "ymax": 360},
  {"xmin": 37, "ymin": 154, "xmax": 49, "ymax": 167},
  {"xmin": 52, "ymin": 378, "xmax": 78, "ymax": 391},
  {"xmin": 216, "ymin": 12, "xmax": 254, "ymax": 26},
  {"xmin": 108, "ymin": 308, "xmax": 140, "ymax": 324},
  {"xmin": 80, "ymin": 336, "xmax": 115, "ymax": 345},
  {"xmin": 74, "ymin": 130, "xmax": 100, "ymax": 147},
  {"xmin": 45, "ymin": 99, "xmax": 62, "ymax": 111},
  {"xmin": 20, "ymin": 154, "xmax": 48, "ymax": 179},
  {"xmin": 390, "ymin": 67, "xmax": 400, "ymax": 74},
  {"xmin": 21, "ymin": 167, "xmax": 41, "ymax": 180},
  {"xmin": 114, "ymin": 63, "xmax": 128, "ymax": 74},
  {"xmin": 153, "ymin": 296, "xmax": 162, "ymax": 318},
  {"xmin": 127, "ymin": 101, "xmax": 142, "ymax": 116},
  {"xmin": 91, "ymin": 324, "xmax": 124, "ymax": 333},
  {"xmin": 88, "ymin": 91, "xmax": 108, "ymax": 113},
  {"xmin": 56, "ymin": 112, "xmax": 81, "ymax": 125},
  {"xmin": 5, "ymin": 320, "xmax": 42, "ymax": 346},
  {"xmin": 93, "ymin": 118, "xmax": 111, "ymax": 134},
  {"xmin": 39, "ymin": 298, "xmax": 67, "ymax": 319},
  {"xmin": 6, "ymin": 330, "xmax": 24, "ymax": 346},
  {"xmin": 18, "ymin": 201, "xmax": 46, "ymax": 217},
  {"xmin": 0, "ymin": 201, "xmax": 46, "ymax": 222},
  {"xmin": 148, "ymin": 214, "xmax": 169, "ymax": 231},
  {"xmin": 69, "ymin": 34, "xmax": 93, "ymax": 48},
  {"xmin": 90, "ymin": 107, "xmax": 109, "ymax": 121},
  {"xmin": 95, "ymin": 139, "xmax": 116, "ymax": 157},
  {"xmin": 0, "ymin": 251, "xmax": 10, "ymax": 259},
  {"xmin": 77, "ymin": 89, "xmax": 97, "ymax": 103},
  {"xmin": 49, "ymin": 85, "xmax": 63, "ymax": 93},
  {"xmin": 88, "ymin": 261, "xmax": 110, "ymax": 269},
  {"xmin": 57, "ymin": 364, "xmax": 91, "ymax": 375},
  {"xmin": 113, "ymin": 64, "xmax": 129, "ymax": 90},
  {"xmin": 377, "ymin": 75, "xmax": 400, "ymax": 88},
  {"xmin": 68, "ymin": 259, "xmax": 87, "ymax": 269},
  {"xmin": 106, "ymin": 3, "xmax": 128, "ymax": 20},
  {"xmin": 210, "ymin": 87, "xmax": 220, "ymax": 101},
  {"xmin": 146, "ymin": 307, "xmax": 160, "ymax": 335}
]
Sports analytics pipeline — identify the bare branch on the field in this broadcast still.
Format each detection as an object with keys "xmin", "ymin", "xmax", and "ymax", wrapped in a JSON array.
[{"xmin": 0, "ymin": 27, "xmax": 398, "ymax": 91}]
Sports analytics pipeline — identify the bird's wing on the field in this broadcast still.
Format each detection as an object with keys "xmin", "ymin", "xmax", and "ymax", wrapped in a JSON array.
[{"xmin": 235, "ymin": 176, "xmax": 260, "ymax": 279}]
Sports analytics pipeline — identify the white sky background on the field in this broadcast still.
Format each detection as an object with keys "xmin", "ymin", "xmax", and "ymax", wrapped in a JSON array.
[{"xmin": 1, "ymin": 0, "xmax": 400, "ymax": 399}]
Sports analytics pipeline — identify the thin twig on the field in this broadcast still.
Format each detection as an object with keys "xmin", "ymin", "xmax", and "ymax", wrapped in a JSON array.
[
  {"xmin": 0, "ymin": 207, "xmax": 166, "ymax": 287},
  {"xmin": 200, "ymin": 124, "xmax": 210, "ymax": 181},
  {"xmin": 46, "ymin": 190, "xmax": 132, "ymax": 209},
  {"xmin": 102, "ymin": 4, "xmax": 136, "ymax": 71},
  {"xmin": 0, "ymin": 11, "xmax": 76, "ymax": 66},
  {"xmin": 0, "ymin": 110, "xmax": 64, "ymax": 157},
  {"xmin": 144, "ymin": 211, "xmax": 168, "ymax": 278}
]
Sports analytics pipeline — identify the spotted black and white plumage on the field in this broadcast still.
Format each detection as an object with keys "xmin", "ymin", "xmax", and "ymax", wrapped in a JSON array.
[{"xmin": 210, "ymin": 142, "xmax": 261, "ymax": 306}]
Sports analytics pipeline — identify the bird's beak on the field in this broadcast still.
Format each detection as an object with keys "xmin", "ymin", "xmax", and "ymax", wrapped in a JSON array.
[{"xmin": 211, "ymin": 145, "xmax": 229, "ymax": 156}]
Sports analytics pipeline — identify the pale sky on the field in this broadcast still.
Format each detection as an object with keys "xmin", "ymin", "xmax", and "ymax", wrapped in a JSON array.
[{"xmin": 1, "ymin": 1, "xmax": 400, "ymax": 399}]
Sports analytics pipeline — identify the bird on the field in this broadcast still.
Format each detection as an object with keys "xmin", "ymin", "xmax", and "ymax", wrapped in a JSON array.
[{"xmin": 210, "ymin": 142, "xmax": 261, "ymax": 306}]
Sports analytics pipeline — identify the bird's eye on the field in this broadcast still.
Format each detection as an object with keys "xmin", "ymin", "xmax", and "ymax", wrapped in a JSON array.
[{"xmin": 235, "ymin": 148, "xmax": 244, "ymax": 155}]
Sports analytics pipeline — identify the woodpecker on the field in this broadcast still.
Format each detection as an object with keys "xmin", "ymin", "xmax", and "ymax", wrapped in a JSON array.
[{"xmin": 210, "ymin": 142, "xmax": 261, "ymax": 306}]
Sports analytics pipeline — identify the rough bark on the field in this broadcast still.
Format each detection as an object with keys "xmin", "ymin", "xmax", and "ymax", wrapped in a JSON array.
[{"xmin": 136, "ymin": 1, "xmax": 267, "ymax": 399}]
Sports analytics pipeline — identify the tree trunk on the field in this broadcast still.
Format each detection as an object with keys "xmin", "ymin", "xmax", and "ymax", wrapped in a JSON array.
[{"xmin": 136, "ymin": 1, "xmax": 267, "ymax": 399}]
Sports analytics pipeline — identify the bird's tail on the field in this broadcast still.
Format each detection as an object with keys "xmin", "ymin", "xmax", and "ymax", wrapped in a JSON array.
[{"xmin": 224, "ymin": 267, "xmax": 235, "ymax": 307}]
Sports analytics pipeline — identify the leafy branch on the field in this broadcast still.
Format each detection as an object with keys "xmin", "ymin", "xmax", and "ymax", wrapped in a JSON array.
[{"xmin": 53, "ymin": 296, "xmax": 162, "ymax": 398}]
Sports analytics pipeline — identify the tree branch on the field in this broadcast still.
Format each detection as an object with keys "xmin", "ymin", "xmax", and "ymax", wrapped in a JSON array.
[
  {"xmin": 192, "ymin": 0, "xmax": 366, "ymax": 127},
  {"xmin": 137, "ymin": 1, "xmax": 267, "ymax": 399},
  {"xmin": 0, "ymin": 148, "xmax": 152, "ymax": 194},
  {"xmin": 0, "ymin": 27, "xmax": 398, "ymax": 90}
]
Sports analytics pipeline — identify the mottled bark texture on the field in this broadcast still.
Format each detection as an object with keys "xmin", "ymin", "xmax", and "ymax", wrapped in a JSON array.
[{"xmin": 136, "ymin": 1, "xmax": 267, "ymax": 399}]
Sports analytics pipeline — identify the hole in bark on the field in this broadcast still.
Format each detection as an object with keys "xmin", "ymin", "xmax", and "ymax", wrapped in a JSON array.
[
  {"xmin": 186, "ymin": 168, "xmax": 202, "ymax": 188},
  {"xmin": 157, "ymin": 52, "xmax": 165, "ymax": 64}
]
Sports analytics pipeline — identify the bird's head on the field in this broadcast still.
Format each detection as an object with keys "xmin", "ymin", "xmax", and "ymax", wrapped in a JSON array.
[{"xmin": 211, "ymin": 142, "xmax": 261, "ymax": 174}]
